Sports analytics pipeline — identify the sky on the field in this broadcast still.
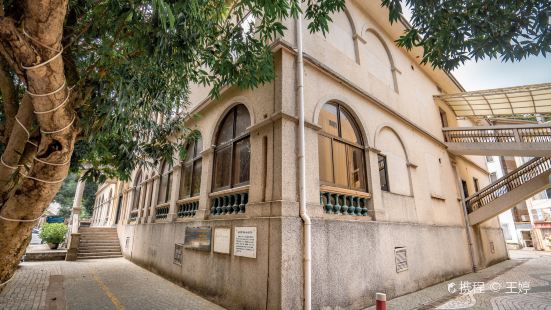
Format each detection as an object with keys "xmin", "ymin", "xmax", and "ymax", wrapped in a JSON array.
[{"xmin": 451, "ymin": 55, "xmax": 551, "ymax": 91}]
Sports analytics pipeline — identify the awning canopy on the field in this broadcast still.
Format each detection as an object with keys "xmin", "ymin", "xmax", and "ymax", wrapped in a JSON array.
[{"xmin": 436, "ymin": 83, "xmax": 551, "ymax": 117}]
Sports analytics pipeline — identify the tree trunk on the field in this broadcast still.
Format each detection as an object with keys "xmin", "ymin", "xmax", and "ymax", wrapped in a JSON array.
[{"xmin": 0, "ymin": 0, "xmax": 75, "ymax": 285}]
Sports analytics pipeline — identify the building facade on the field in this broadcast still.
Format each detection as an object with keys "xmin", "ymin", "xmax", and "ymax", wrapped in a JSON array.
[{"xmin": 89, "ymin": 2, "xmax": 508, "ymax": 308}]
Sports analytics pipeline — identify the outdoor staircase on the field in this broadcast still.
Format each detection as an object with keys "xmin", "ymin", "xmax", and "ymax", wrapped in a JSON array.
[
  {"xmin": 442, "ymin": 123, "xmax": 551, "ymax": 156},
  {"xmin": 77, "ymin": 227, "xmax": 122, "ymax": 260},
  {"xmin": 465, "ymin": 157, "xmax": 551, "ymax": 225}
]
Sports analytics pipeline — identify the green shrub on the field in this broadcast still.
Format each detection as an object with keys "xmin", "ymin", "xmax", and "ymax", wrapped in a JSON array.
[{"xmin": 39, "ymin": 223, "xmax": 68, "ymax": 244}]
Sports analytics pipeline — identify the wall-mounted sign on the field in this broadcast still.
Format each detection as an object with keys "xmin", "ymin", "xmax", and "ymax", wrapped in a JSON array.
[
  {"xmin": 213, "ymin": 227, "xmax": 231, "ymax": 254},
  {"xmin": 234, "ymin": 227, "xmax": 257, "ymax": 258},
  {"xmin": 183, "ymin": 227, "xmax": 212, "ymax": 252}
]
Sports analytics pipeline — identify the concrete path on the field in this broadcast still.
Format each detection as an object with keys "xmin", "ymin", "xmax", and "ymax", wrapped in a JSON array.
[
  {"xmin": 366, "ymin": 249, "xmax": 551, "ymax": 310},
  {"xmin": 0, "ymin": 258, "xmax": 224, "ymax": 310}
]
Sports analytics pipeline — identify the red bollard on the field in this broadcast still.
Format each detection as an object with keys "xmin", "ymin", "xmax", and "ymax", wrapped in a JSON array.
[{"xmin": 376, "ymin": 292, "xmax": 386, "ymax": 310}]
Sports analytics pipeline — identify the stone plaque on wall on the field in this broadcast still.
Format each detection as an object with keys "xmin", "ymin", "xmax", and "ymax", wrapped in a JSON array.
[
  {"xmin": 213, "ymin": 227, "xmax": 231, "ymax": 254},
  {"xmin": 234, "ymin": 227, "xmax": 257, "ymax": 258},
  {"xmin": 183, "ymin": 227, "xmax": 212, "ymax": 252}
]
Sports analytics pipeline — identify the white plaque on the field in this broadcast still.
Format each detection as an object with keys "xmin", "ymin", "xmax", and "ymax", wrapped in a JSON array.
[
  {"xmin": 233, "ymin": 227, "xmax": 257, "ymax": 258},
  {"xmin": 213, "ymin": 227, "xmax": 231, "ymax": 254}
]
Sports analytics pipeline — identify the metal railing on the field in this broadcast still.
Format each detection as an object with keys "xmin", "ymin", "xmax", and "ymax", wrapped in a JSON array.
[
  {"xmin": 443, "ymin": 124, "xmax": 551, "ymax": 143},
  {"xmin": 466, "ymin": 157, "xmax": 551, "ymax": 213}
]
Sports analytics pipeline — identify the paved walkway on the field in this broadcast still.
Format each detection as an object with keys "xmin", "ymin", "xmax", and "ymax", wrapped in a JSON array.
[
  {"xmin": 366, "ymin": 249, "xmax": 551, "ymax": 310},
  {"xmin": 0, "ymin": 258, "xmax": 223, "ymax": 310}
]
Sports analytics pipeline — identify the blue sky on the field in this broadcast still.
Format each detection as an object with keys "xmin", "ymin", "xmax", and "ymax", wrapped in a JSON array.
[{"xmin": 451, "ymin": 55, "xmax": 551, "ymax": 91}]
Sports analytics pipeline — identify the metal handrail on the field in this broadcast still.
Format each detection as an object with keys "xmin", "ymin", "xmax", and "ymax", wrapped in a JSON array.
[
  {"xmin": 442, "ymin": 125, "xmax": 551, "ymax": 143},
  {"xmin": 466, "ymin": 157, "xmax": 551, "ymax": 213}
]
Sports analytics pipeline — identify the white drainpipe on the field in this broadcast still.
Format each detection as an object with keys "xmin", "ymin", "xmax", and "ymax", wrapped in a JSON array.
[{"xmin": 296, "ymin": 12, "xmax": 312, "ymax": 310}]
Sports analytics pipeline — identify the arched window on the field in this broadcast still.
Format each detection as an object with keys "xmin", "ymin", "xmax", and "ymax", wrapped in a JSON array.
[
  {"xmin": 324, "ymin": 9, "xmax": 357, "ymax": 62},
  {"xmin": 180, "ymin": 134, "xmax": 203, "ymax": 199},
  {"xmin": 318, "ymin": 103, "xmax": 367, "ymax": 191},
  {"xmin": 376, "ymin": 127, "xmax": 410, "ymax": 195},
  {"xmin": 213, "ymin": 105, "xmax": 251, "ymax": 191},
  {"xmin": 157, "ymin": 161, "xmax": 173, "ymax": 204},
  {"xmin": 364, "ymin": 30, "xmax": 396, "ymax": 91},
  {"xmin": 131, "ymin": 170, "xmax": 143, "ymax": 210}
]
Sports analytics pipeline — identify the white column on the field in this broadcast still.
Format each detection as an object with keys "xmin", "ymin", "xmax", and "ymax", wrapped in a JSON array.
[{"xmin": 70, "ymin": 179, "xmax": 86, "ymax": 233}]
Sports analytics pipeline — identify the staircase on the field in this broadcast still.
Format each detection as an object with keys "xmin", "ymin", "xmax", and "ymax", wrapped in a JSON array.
[
  {"xmin": 77, "ymin": 227, "xmax": 122, "ymax": 259},
  {"xmin": 466, "ymin": 157, "xmax": 551, "ymax": 225},
  {"xmin": 442, "ymin": 124, "xmax": 551, "ymax": 156}
]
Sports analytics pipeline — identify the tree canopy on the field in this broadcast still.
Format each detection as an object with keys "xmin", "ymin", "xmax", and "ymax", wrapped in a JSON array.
[{"xmin": 382, "ymin": 0, "xmax": 551, "ymax": 70}]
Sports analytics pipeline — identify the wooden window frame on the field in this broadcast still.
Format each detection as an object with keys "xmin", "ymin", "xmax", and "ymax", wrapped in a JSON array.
[
  {"xmin": 131, "ymin": 171, "xmax": 143, "ymax": 211},
  {"xmin": 318, "ymin": 103, "xmax": 368, "ymax": 192},
  {"xmin": 212, "ymin": 106, "xmax": 251, "ymax": 192}
]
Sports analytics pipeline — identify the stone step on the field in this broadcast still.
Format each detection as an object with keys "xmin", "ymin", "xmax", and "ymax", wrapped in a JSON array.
[
  {"xmin": 78, "ymin": 248, "xmax": 121, "ymax": 254},
  {"xmin": 78, "ymin": 245, "xmax": 121, "ymax": 250},
  {"xmin": 77, "ymin": 254, "xmax": 123, "ymax": 259},
  {"xmin": 79, "ymin": 236, "xmax": 119, "ymax": 240},
  {"xmin": 79, "ymin": 242, "xmax": 121, "ymax": 247}
]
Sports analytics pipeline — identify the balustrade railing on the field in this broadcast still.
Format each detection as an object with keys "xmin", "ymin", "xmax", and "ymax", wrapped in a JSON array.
[
  {"xmin": 129, "ymin": 210, "xmax": 138, "ymax": 222},
  {"xmin": 320, "ymin": 187, "xmax": 371, "ymax": 216},
  {"xmin": 177, "ymin": 200, "xmax": 199, "ymax": 218},
  {"xmin": 155, "ymin": 205, "xmax": 170, "ymax": 219},
  {"xmin": 442, "ymin": 125, "xmax": 551, "ymax": 144},
  {"xmin": 466, "ymin": 157, "xmax": 551, "ymax": 213},
  {"xmin": 210, "ymin": 190, "xmax": 248, "ymax": 216}
]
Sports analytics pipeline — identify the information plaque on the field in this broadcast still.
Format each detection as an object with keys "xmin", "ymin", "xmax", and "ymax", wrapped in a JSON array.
[
  {"xmin": 213, "ymin": 227, "xmax": 231, "ymax": 254},
  {"xmin": 233, "ymin": 226, "xmax": 257, "ymax": 258},
  {"xmin": 183, "ymin": 227, "xmax": 212, "ymax": 252}
]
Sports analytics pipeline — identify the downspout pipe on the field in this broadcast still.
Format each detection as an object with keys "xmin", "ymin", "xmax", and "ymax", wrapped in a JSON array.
[{"xmin": 296, "ymin": 11, "xmax": 312, "ymax": 310}]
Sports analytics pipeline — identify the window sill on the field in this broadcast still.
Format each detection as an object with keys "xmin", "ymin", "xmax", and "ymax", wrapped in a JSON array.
[
  {"xmin": 382, "ymin": 191, "xmax": 413, "ymax": 198},
  {"xmin": 176, "ymin": 196, "xmax": 200, "ymax": 204},
  {"xmin": 209, "ymin": 185, "xmax": 250, "ymax": 198},
  {"xmin": 320, "ymin": 185, "xmax": 371, "ymax": 199}
]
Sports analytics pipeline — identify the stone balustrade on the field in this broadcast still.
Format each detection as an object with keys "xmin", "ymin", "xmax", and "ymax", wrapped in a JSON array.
[
  {"xmin": 155, "ymin": 205, "xmax": 170, "ymax": 219},
  {"xmin": 210, "ymin": 191, "xmax": 248, "ymax": 216},
  {"xmin": 129, "ymin": 210, "xmax": 138, "ymax": 222},
  {"xmin": 320, "ymin": 188, "xmax": 370, "ymax": 216},
  {"xmin": 177, "ymin": 200, "xmax": 199, "ymax": 218}
]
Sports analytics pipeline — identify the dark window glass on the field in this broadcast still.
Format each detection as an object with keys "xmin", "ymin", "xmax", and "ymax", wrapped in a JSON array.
[
  {"xmin": 132, "ymin": 171, "xmax": 143, "ymax": 210},
  {"xmin": 214, "ymin": 146, "xmax": 232, "ymax": 189},
  {"xmin": 158, "ymin": 161, "xmax": 173, "ymax": 204},
  {"xmin": 439, "ymin": 108, "xmax": 448, "ymax": 128},
  {"xmin": 180, "ymin": 163, "xmax": 193, "ymax": 198},
  {"xmin": 213, "ymin": 105, "xmax": 251, "ymax": 191},
  {"xmin": 318, "ymin": 103, "xmax": 367, "ymax": 191},
  {"xmin": 348, "ymin": 147, "xmax": 366, "ymax": 190},
  {"xmin": 461, "ymin": 180, "xmax": 469, "ymax": 198},
  {"xmin": 378, "ymin": 154, "xmax": 389, "ymax": 192},
  {"xmin": 473, "ymin": 177, "xmax": 480, "ymax": 193},
  {"xmin": 191, "ymin": 161, "xmax": 202, "ymax": 196},
  {"xmin": 233, "ymin": 138, "xmax": 250, "ymax": 185},
  {"xmin": 179, "ymin": 135, "xmax": 203, "ymax": 199}
]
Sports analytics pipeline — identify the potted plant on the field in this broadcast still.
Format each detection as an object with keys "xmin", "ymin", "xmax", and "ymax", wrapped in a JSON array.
[{"xmin": 39, "ymin": 223, "xmax": 68, "ymax": 249}]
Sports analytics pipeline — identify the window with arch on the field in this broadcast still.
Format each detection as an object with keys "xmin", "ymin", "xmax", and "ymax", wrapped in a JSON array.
[
  {"xmin": 376, "ymin": 127, "xmax": 411, "ymax": 196},
  {"xmin": 213, "ymin": 104, "xmax": 251, "ymax": 191},
  {"xmin": 180, "ymin": 134, "xmax": 203, "ymax": 198},
  {"xmin": 318, "ymin": 103, "xmax": 367, "ymax": 191},
  {"xmin": 158, "ymin": 161, "xmax": 173, "ymax": 204},
  {"xmin": 131, "ymin": 170, "xmax": 143, "ymax": 210}
]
